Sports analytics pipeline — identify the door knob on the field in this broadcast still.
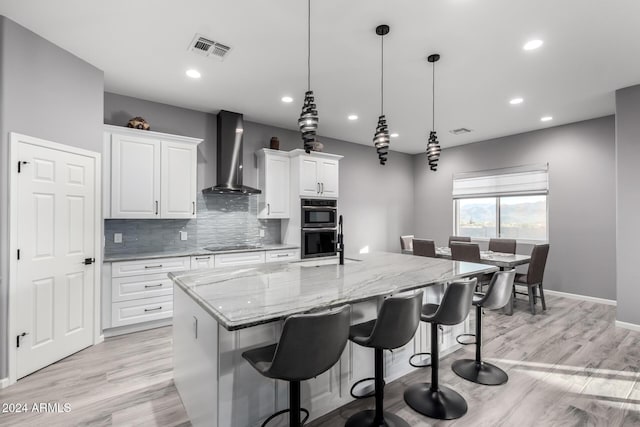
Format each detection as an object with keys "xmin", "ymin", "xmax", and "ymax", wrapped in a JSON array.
[{"xmin": 83, "ymin": 258, "xmax": 95, "ymax": 265}]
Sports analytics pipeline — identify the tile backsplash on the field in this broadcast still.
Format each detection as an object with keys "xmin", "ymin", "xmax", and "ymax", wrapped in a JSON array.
[{"xmin": 104, "ymin": 193, "xmax": 281, "ymax": 257}]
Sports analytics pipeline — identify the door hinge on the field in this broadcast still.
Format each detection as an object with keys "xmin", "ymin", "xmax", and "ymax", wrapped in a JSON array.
[
  {"xmin": 17, "ymin": 249, "xmax": 20, "ymax": 260},
  {"xmin": 16, "ymin": 332, "xmax": 28, "ymax": 348},
  {"xmin": 17, "ymin": 161, "xmax": 30, "ymax": 173}
]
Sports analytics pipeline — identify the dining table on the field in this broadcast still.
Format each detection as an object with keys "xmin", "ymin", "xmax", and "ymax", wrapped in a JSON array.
[{"xmin": 405, "ymin": 246, "xmax": 531, "ymax": 314}]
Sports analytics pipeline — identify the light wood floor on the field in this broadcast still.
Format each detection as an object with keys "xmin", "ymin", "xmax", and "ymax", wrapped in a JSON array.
[{"xmin": 1, "ymin": 294, "xmax": 639, "ymax": 426}]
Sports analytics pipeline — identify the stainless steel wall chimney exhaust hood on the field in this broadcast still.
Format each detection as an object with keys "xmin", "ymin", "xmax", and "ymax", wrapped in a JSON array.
[{"xmin": 203, "ymin": 110, "xmax": 261, "ymax": 195}]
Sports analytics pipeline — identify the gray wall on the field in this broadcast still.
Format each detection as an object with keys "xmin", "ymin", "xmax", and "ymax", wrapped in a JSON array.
[
  {"xmin": 0, "ymin": 16, "xmax": 104, "ymax": 379},
  {"xmin": 104, "ymin": 93, "xmax": 416, "ymax": 256},
  {"xmin": 413, "ymin": 116, "xmax": 616, "ymax": 300},
  {"xmin": 615, "ymin": 84, "xmax": 640, "ymax": 325}
]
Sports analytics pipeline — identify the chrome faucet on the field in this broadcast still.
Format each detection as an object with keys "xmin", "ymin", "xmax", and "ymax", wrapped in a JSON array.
[{"xmin": 337, "ymin": 215, "xmax": 344, "ymax": 265}]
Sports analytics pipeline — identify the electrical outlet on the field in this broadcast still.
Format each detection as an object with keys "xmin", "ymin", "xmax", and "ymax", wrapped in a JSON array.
[
  {"xmin": 259, "ymin": 229, "xmax": 265, "ymax": 238},
  {"xmin": 114, "ymin": 233, "xmax": 122, "ymax": 243},
  {"xmin": 179, "ymin": 231, "xmax": 188, "ymax": 241}
]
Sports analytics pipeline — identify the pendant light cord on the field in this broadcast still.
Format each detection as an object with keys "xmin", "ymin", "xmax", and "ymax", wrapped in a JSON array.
[
  {"xmin": 432, "ymin": 61, "xmax": 435, "ymax": 131},
  {"xmin": 307, "ymin": 0, "xmax": 311, "ymax": 91},
  {"xmin": 381, "ymin": 34, "xmax": 384, "ymax": 116}
]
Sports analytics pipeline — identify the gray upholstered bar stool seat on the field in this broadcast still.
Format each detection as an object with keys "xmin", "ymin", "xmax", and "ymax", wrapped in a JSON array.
[
  {"xmin": 346, "ymin": 291, "xmax": 424, "ymax": 427},
  {"xmin": 242, "ymin": 305, "xmax": 351, "ymax": 427},
  {"xmin": 404, "ymin": 279, "xmax": 477, "ymax": 420},
  {"xmin": 452, "ymin": 270, "xmax": 516, "ymax": 385}
]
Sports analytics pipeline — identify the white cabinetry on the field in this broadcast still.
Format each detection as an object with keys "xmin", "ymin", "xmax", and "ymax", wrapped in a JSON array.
[
  {"xmin": 107, "ymin": 256, "xmax": 190, "ymax": 330},
  {"xmin": 104, "ymin": 125, "xmax": 202, "ymax": 219},
  {"xmin": 191, "ymin": 255, "xmax": 215, "ymax": 270},
  {"xmin": 290, "ymin": 149, "xmax": 341, "ymax": 198},
  {"xmin": 256, "ymin": 149, "xmax": 290, "ymax": 219},
  {"xmin": 215, "ymin": 251, "xmax": 266, "ymax": 268}
]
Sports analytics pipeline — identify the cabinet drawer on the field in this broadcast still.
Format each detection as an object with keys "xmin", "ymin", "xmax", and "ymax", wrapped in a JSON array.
[
  {"xmin": 112, "ymin": 257, "xmax": 190, "ymax": 278},
  {"xmin": 190, "ymin": 255, "xmax": 215, "ymax": 270},
  {"xmin": 266, "ymin": 249, "xmax": 300, "ymax": 263},
  {"xmin": 214, "ymin": 251, "xmax": 266, "ymax": 268},
  {"xmin": 111, "ymin": 295, "xmax": 173, "ymax": 327},
  {"xmin": 112, "ymin": 273, "xmax": 173, "ymax": 302}
]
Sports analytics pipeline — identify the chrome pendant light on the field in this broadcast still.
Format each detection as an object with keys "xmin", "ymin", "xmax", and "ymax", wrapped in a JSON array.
[
  {"xmin": 373, "ymin": 25, "xmax": 390, "ymax": 165},
  {"xmin": 298, "ymin": 0, "xmax": 318, "ymax": 153},
  {"xmin": 426, "ymin": 54, "xmax": 442, "ymax": 171}
]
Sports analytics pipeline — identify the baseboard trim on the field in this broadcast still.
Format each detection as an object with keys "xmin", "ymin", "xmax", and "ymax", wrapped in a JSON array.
[
  {"xmin": 615, "ymin": 320, "xmax": 640, "ymax": 332},
  {"xmin": 543, "ymin": 289, "xmax": 616, "ymax": 306},
  {"xmin": 104, "ymin": 318, "xmax": 172, "ymax": 338},
  {"xmin": 0, "ymin": 378, "xmax": 9, "ymax": 389}
]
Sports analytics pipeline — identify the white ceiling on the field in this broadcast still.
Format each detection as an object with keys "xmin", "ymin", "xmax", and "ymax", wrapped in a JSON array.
[{"xmin": 2, "ymin": 0, "xmax": 640, "ymax": 154}]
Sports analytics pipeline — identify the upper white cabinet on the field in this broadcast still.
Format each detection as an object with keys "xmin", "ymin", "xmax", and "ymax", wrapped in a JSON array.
[
  {"xmin": 256, "ymin": 149, "xmax": 290, "ymax": 219},
  {"xmin": 290, "ymin": 149, "xmax": 342, "ymax": 198},
  {"xmin": 104, "ymin": 125, "xmax": 202, "ymax": 219}
]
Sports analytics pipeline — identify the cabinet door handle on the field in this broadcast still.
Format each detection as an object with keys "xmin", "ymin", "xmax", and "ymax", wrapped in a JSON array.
[
  {"xmin": 144, "ymin": 284, "xmax": 163, "ymax": 288},
  {"xmin": 195, "ymin": 256, "xmax": 210, "ymax": 260},
  {"xmin": 321, "ymin": 182, "xmax": 324, "ymax": 194},
  {"xmin": 144, "ymin": 264, "xmax": 163, "ymax": 269},
  {"xmin": 192, "ymin": 201, "xmax": 196, "ymax": 215},
  {"xmin": 276, "ymin": 253, "xmax": 289, "ymax": 257},
  {"xmin": 317, "ymin": 183, "xmax": 320, "ymax": 194},
  {"xmin": 155, "ymin": 201, "xmax": 159, "ymax": 215},
  {"xmin": 144, "ymin": 306, "xmax": 163, "ymax": 312},
  {"xmin": 267, "ymin": 203, "xmax": 270, "ymax": 215}
]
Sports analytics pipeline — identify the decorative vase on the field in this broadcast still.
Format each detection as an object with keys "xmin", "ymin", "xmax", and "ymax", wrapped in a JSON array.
[{"xmin": 270, "ymin": 137, "xmax": 280, "ymax": 150}]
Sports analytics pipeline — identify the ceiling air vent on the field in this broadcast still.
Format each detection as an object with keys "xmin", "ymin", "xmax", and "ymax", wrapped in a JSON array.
[
  {"xmin": 188, "ymin": 33, "xmax": 232, "ymax": 61},
  {"xmin": 449, "ymin": 127, "xmax": 472, "ymax": 135}
]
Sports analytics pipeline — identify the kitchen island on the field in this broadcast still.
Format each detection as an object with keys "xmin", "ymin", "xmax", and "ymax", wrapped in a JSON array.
[{"xmin": 170, "ymin": 251, "xmax": 497, "ymax": 427}]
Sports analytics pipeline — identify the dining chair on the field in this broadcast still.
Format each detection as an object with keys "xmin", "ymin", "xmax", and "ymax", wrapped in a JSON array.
[
  {"xmin": 513, "ymin": 244, "xmax": 550, "ymax": 314},
  {"xmin": 413, "ymin": 239, "xmax": 436, "ymax": 257},
  {"xmin": 450, "ymin": 242, "xmax": 481, "ymax": 263},
  {"xmin": 449, "ymin": 235, "xmax": 471, "ymax": 247},
  {"xmin": 488, "ymin": 238, "xmax": 517, "ymax": 254},
  {"xmin": 400, "ymin": 235, "xmax": 414, "ymax": 252}
]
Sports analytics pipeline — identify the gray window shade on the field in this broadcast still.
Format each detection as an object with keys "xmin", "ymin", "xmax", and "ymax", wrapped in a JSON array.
[{"xmin": 452, "ymin": 164, "xmax": 548, "ymax": 199}]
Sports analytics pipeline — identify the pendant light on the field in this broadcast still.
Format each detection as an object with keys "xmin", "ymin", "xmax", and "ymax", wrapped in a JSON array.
[
  {"xmin": 298, "ymin": 0, "xmax": 318, "ymax": 154},
  {"xmin": 426, "ymin": 54, "xmax": 442, "ymax": 171},
  {"xmin": 373, "ymin": 25, "xmax": 390, "ymax": 165}
]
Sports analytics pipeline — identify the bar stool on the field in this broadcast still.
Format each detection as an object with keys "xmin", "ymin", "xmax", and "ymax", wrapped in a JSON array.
[
  {"xmin": 242, "ymin": 305, "xmax": 351, "ymax": 426},
  {"xmin": 404, "ymin": 278, "xmax": 476, "ymax": 420},
  {"xmin": 452, "ymin": 270, "xmax": 515, "ymax": 385},
  {"xmin": 346, "ymin": 291, "xmax": 424, "ymax": 427}
]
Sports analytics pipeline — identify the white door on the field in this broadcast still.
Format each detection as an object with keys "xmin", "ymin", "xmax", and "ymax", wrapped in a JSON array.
[
  {"xmin": 265, "ymin": 154, "xmax": 290, "ymax": 218},
  {"xmin": 161, "ymin": 140, "xmax": 197, "ymax": 218},
  {"xmin": 14, "ymin": 138, "xmax": 97, "ymax": 379},
  {"xmin": 299, "ymin": 157, "xmax": 319, "ymax": 197},
  {"xmin": 319, "ymin": 159, "xmax": 339, "ymax": 198},
  {"xmin": 111, "ymin": 134, "xmax": 160, "ymax": 218}
]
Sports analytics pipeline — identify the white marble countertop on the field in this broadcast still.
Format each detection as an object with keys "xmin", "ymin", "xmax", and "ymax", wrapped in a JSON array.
[
  {"xmin": 169, "ymin": 251, "xmax": 498, "ymax": 331},
  {"xmin": 103, "ymin": 244, "xmax": 299, "ymax": 263}
]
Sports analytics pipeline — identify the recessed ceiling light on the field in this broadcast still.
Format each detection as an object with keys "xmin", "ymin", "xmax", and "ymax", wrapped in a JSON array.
[
  {"xmin": 185, "ymin": 69, "xmax": 201, "ymax": 79},
  {"xmin": 281, "ymin": 96, "xmax": 293, "ymax": 103},
  {"xmin": 523, "ymin": 39, "xmax": 543, "ymax": 51},
  {"xmin": 541, "ymin": 116, "xmax": 553, "ymax": 122},
  {"xmin": 348, "ymin": 114, "xmax": 358, "ymax": 121},
  {"xmin": 509, "ymin": 97, "xmax": 524, "ymax": 105},
  {"xmin": 390, "ymin": 133, "xmax": 399, "ymax": 138}
]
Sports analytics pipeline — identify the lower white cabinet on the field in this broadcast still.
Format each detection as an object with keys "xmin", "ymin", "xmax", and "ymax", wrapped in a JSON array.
[
  {"xmin": 112, "ymin": 295, "xmax": 174, "ymax": 328},
  {"xmin": 191, "ymin": 255, "xmax": 215, "ymax": 270},
  {"xmin": 215, "ymin": 251, "xmax": 266, "ymax": 268},
  {"xmin": 265, "ymin": 249, "xmax": 300, "ymax": 263},
  {"xmin": 112, "ymin": 273, "xmax": 174, "ymax": 302}
]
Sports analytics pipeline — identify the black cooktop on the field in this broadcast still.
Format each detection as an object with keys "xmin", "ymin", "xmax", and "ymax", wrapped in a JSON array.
[{"xmin": 204, "ymin": 244, "xmax": 264, "ymax": 252}]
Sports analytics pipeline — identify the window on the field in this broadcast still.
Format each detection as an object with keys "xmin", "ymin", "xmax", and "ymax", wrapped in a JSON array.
[
  {"xmin": 455, "ymin": 195, "xmax": 547, "ymax": 241},
  {"xmin": 453, "ymin": 165, "xmax": 548, "ymax": 241}
]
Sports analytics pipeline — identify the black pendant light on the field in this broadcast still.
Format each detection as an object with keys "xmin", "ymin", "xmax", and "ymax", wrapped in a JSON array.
[
  {"xmin": 373, "ymin": 25, "xmax": 390, "ymax": 165},
  {"xmin": 426, "ymin": 54, "xmax": 442, "ymax": 171},
  {"xmin": 298, "ymin": 0, "xmax": 318, "ymax": 153}
]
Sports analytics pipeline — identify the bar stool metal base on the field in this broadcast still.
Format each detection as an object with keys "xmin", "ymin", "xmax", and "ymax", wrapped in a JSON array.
[
  {"xmin": 345, "ymin": 409, "xmax": 411, "ymax": 427},
  {"xmin": 451, "ymin": 359, "xmax": 508, "ymax": 386},
  {"xmin": 403, "ymin": 383, "xmax": 468, "ymax": 420}
]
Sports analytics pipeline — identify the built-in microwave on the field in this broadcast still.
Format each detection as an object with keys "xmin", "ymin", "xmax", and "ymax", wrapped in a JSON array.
[
  {"xmin": 301, "ymin": 228, "xmax": 338, "ymax": 259},
  {"xmin": 301, "ymin": 199, "xmax": 337, "ymax": 228}
]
